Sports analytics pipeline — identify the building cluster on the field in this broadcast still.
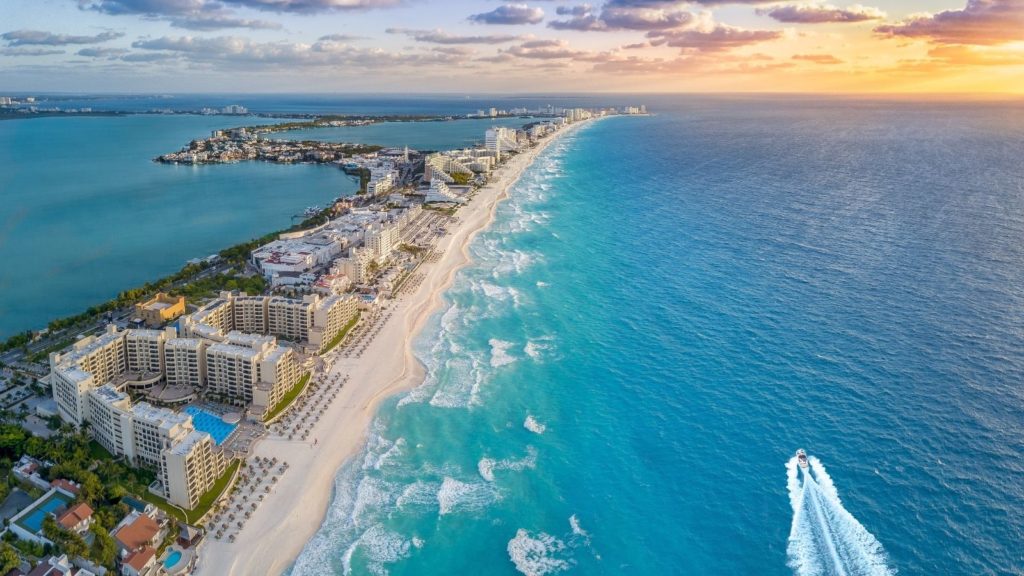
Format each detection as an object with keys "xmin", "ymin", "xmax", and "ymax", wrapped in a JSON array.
[
  {"xmin": 181, "ymin": 291, "xmax": 358, "ymax": 355},
  {"xmin": 7, "ymin": 462, "xmax": 183, "ymax": 576},
  {"xmin": 156, "ymin": 128, "xmax": 376, "ymax": 165},
  {"xmin": 47, "ymin": 291, "xmax": 357, "ymax": 508},
  {"xmin": 251, "ymin": 204, "xmax": 420, "ymax": 288}
]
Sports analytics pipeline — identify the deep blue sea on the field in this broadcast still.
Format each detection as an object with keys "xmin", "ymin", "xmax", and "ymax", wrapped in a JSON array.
[{"xmin": 288, "ymin": 98, "xmax": 1024, "ymax": 576}]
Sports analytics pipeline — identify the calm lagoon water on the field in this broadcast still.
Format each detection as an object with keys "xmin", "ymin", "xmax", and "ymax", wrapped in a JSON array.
[{"xmin": 0, "ymin": 114, "xmax": 357, "ymax": 338}]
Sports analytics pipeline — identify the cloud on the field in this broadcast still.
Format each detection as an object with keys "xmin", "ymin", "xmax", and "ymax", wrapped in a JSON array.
[
  {"xmin": 1, "ymin": 30, "xmax": 123, "ymax": 46},
  {"xmin": 77, "ymin": 47, "xmax": 130, "ymax": 57},
  {"xmin": 169, "ymin": 14, "xmax": 282, "ymax": 30},
  {"xmin": 0, "ymin": 47, "xmax": 67, "ymax": 56},
  {"xmin": 762, "ymin": 4, "xmax": 885, "ymax": 23},
  {"xmin": 469, "ymin": 4, "xmax": 545, "ymax": 25},
  {"xmin": 130, "ymin": 34, "xmax": 472, "ymax": 68},
  {"xmin": 220, "ymin": 0, "xmax": 403, "ymax": 11},
  {"xmin": 386, "ymin": 28, "xmax": 525, "ymax": 44},
  {"xmin": 648, "ymin": 25, "xmax": 783, "ymax": 51},
  {"xmin": 549, "ymin": 2, "xmax": 695, "ymax": 31},
  {"xmin": 80, "ymin": 0, "xmax": 402, "ymax": 15},
  {"xmin": 792, "ymin": 53, "xmax": 843, "ymax": 63},
  {"xmin": 874, "ymin": 0, "xmax": 1024, "ymax": 45},
  {"xmin": 927, "ymin": 43, "xmax": 1024, "ymax": 65},
  {"xmin": 318, "ymin": 34, "xmax": 364, "ymax": 42},
  {"xmin": 503, "ymin": 38, "xmax": 588, "ymax": 58}
]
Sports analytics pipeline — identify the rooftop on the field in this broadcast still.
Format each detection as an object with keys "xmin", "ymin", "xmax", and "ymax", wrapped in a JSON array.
[
  {"xmin": 56, "ymin": 502, "xmax": 92, "ymax": 530},
  {"xmin": 115, "ymin": 513, "xmax": 160, "ymax": 550},
  {"xmin": 125, "ymin": 546, "xmax": 156, "ymax": 571}
]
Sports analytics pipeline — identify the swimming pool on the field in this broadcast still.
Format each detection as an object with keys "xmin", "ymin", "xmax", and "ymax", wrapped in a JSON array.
[
  {"xmin": 183, "ymin": 407, "xmax": 237, "ymax": 446},
  {"xmin": 163, "ymin": 550, "xmax": 183, "ymax": 569},
  {"xmin": 17, "ymin": 492, "xmax": 72, "ymax": 533}
]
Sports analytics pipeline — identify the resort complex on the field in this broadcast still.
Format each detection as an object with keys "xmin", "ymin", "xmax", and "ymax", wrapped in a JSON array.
[{"xmin": 0, "ymin": 104, "xmax": 645, "ymax": 576}]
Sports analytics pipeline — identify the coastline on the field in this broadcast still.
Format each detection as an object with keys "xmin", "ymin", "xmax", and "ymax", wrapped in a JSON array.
[{"xmin": 195, "ymin": 117, "xmax": 596, "ymax": 576}]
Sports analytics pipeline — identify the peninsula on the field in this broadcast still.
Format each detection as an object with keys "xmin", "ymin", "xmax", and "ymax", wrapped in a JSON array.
[{"xmin": 0, "ymin": 104, "xmax": 646, "ymax": 576}]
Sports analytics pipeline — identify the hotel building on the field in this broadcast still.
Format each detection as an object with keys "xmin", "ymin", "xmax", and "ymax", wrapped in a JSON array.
[{"xmin": 84, "ymin": 384, "xmax": 227, "ymax": 510}]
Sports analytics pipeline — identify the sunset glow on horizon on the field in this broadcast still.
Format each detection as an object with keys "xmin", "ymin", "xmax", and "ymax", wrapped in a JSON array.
[{"xmin": 2, "ymin": 0, "xmax": 1023, "ymax": 94}]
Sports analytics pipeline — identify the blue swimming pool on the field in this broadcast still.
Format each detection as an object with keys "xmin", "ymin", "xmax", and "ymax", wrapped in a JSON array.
[
  {"xmin": 163, "ymin": 550, "xmax": 183, "ymax": 569},
  {"xmin": 18, "ymin": 492, "xmax": 72, "ymax": 533},
  {"xmin": 183, "ymin": 407, "xmax": 237, "ymax": 445}
]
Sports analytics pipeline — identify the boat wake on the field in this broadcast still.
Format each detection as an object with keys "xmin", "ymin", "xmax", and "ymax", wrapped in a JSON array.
[{"xmin": 786, "ymin": 454, "xmax": 895, "ymax": 576}]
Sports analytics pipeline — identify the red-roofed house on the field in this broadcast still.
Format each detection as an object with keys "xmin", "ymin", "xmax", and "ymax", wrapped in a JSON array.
[
  {"xmin": 113, "ymin": 514, "xmax": 162, "ymax": 554},
  {"xmin": 56, "ymin": 502, "xmax": 93, "ymax": 535},
  {"xmin": 121, "ymin": 546, "xmax": 156, "ymax": 576},
  {"xmin": 49, "ymin": 479, "xmax": 79, "ymax": 496}
]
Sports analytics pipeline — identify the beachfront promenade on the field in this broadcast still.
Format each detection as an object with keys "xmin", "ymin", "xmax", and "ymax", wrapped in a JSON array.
[{"xmin": 194, "ymin": 117, "xmax": 598, "ymax": 576}]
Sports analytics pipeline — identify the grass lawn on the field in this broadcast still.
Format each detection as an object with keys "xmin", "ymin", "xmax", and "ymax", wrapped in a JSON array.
[
  {"xmin": 140, "ymin": 460, "xmax": 240, "ymax": 525},
  {"xmin": 321, "ymin": 313, "xmax": 360, "ymax": 354},
  {"xmin": 263, "ymin": 372, "xmax": 311, "ymax": 423}
]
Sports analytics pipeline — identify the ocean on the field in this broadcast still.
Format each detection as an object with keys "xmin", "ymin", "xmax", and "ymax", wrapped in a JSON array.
[{"xmin": 288, "ymin": 98, "xmax": 1024, "ymax": 575}]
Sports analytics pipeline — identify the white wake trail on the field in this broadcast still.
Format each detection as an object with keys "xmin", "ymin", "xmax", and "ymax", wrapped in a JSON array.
[{"xmin": 786, "ymin": 455, "xmax": 896, "ymax": 576}]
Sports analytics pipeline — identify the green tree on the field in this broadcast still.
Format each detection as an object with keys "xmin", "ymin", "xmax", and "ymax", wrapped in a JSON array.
[
  {"xmin": 88, "ymin": 523, "xmax": 117, "ymax": 569},
  {"xmin": 42, "ymin": 515, "xmax": 87, "ymax": 559},
  {"xmin": 0, "ymin": 542, "xmax": 19, "ymax": 574}
]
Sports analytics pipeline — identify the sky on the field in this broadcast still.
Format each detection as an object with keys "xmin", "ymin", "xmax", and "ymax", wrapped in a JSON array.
[{"xmin": 1, "ymin": 0, "xmax": 1022, "ymax": 93}]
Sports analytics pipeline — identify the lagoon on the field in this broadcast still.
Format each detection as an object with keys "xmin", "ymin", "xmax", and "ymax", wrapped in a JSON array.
[{"xmin": 0, "ymin": 114, "xmax": 358, "ymax": 338}]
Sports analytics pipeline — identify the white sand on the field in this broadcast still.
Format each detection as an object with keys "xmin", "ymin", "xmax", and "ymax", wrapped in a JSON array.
[{"xmin": 195, "ymin": 118, "xmax": 591, "ymax": 576}]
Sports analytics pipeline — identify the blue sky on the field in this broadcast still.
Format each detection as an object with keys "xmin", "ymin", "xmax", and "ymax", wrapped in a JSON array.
[{"xmin": 1, "ymin": 0, "xmax": 1021, "ymax": 93}]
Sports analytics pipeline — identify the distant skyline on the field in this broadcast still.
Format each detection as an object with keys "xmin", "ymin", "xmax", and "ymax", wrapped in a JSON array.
[{"xmin": 2, "ymin": 0, "xmax": 1022, "ymax": 93}]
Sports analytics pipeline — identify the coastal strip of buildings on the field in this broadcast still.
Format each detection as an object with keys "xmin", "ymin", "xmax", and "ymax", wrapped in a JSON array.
[
  {"xmin": 48, "ymin": 290, "xmax": 357, "ymax": 510},
  {"xmin": 33, "ymin": 103, "xmax": 645, "ymax": 534}
]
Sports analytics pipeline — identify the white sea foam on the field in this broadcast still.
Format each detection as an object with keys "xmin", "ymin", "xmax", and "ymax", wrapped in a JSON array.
[
  {"xmin": 437, "ymin": 477, "xmax": 500, "ymax": 515},
  {"xmin": 523, "ymin": 415, "xmax": 546, "ymax": 434},
  {"xmin": 490, "ymin": 338, "xmax": 518, "ymax": 368},
  {"xmin": 786, "ymin": 455, "xmax": 896, "ymax": 576},
  {"xmin": 341, "ymin": 524, "xmax": 412, "ymax": 576},
  {"xmin": 568, "ymin": 515, "xmax": 587, "ymax": 538},
  {"xmin": 350, "ymin": 476, "xmax": 394, "ymax": 527},
  {"xmin": 478, "ymin": 446, "xmax": 538, "ymax": 482},
  {"xmin": 507, "ymin": 529, "xmax": 572, "ymax": 576},
  {"xmin": 395, "ymin": 480, "xmax": 439, "ymax": 509},
  {"xmin": 362, "ymin": 436, "xmax": 405, "ymax": 471},
  {"xmin": 536, "ymin": 281, "xmax": 549, "ymax": 288}
]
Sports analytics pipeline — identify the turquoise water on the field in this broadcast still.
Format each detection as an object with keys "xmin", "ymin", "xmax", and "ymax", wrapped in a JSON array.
[
  {"xmin": 0, "ymin": 115, "xmax": 358, "ymax": 339},
  {"xmin": 290, "ymin": 100, "xmax": 1024, "ymax": 575},
  {"xmin": 183, "ymin": 406, "xmax": 236, "ymax": 445},
  {"xmin": 164, "ymin": 550, "xmax": 183, "ymax": 568},
  {"xmin": 19, "ymin": 492, "xmax": 72, "ymax": 533},
  {"xmin": 281, "ymin": 117, "xmax": 527, "ymax": 151}
]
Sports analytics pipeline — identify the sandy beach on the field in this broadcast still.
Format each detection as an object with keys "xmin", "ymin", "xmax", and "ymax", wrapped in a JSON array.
[{"xmin": 195, "ymin": 118, "xmax": 592, "ymax": 576}]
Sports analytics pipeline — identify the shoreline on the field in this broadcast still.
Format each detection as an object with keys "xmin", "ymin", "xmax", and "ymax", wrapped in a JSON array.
[{"xmin": 195, "ymin": 117, "xmax": 597, "ymax": 576}]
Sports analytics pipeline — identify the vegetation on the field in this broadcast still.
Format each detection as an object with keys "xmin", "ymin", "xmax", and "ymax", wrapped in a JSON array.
[
  {"xmin": 0, "ymin": 331, "xmax": 33, "ymax": 354},
  {"xmin": 0, "ymin": 425, "xmax": 157, "ymax": 565},
  {"xmin": 264, "ymin": 373, "xmax": 312, "ymax": 423},
  {"xmin": 450, "ymin": 172, "xmax": 472, "ymax": 185},
  {"xmin": 88, "ymin": 522, "xmax": 118, "ymax": 568},
  {"xmin": 140, "ymin": 460, "xmax": 240, "ymax": 525},
  {"xmin": 321, "ymin": 313, "xmax": 361, "ymax": 354},
  {"xmin": 0, "ymin": 542, "xmax": 20, "ymax": 575},
  {"xmin": 175, "ymin": 273, "xmax": 267, "ymax": 300},
  {"xmin": 398, "ymin": 244, "xmax": 425, "ymax": 256},
  {"xmin": 42, "ymin": 515, "xmax": 87, "ymax": 560}
]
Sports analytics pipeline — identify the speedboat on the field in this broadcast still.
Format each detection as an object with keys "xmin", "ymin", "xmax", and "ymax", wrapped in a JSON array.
[{"xmin": 796, "ymin": 449, "xmax": 809, "ymax": 470}]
